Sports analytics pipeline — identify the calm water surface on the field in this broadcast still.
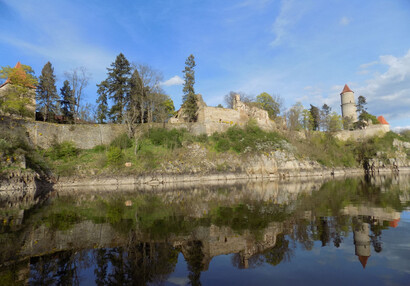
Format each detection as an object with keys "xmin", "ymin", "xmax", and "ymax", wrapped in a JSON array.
[{"xmin": 1, "ymin": 175, "xmax": 409, "ymax": 285}]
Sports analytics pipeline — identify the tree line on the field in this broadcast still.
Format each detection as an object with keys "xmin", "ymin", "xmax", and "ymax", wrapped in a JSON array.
[
  {"xmin": 0, "ymin": 62, "xmax": 90, "ymax": 123},
  {"xmin": 0, "ymin": 54, "xmax": 379, "ymax": 133}
]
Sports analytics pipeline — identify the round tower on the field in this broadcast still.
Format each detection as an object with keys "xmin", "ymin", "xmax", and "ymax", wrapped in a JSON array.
[
  {"xmin": 340, "ymin": 84, "xmax": 358, "ymax": 122},
  {"xmin": 354, "ymin": 222, "xmax": 371, "ymax": 269}
]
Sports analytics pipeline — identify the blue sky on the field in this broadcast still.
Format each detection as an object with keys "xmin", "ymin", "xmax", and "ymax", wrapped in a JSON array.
[{"xmin": 1, "ymin": 0, "xmax": 410, "ymax": 129}]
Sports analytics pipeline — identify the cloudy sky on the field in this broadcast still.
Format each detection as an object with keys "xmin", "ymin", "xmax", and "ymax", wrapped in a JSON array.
[{"xmin": 1, "ymin": 0, "xmax": 409, "ymax": 129}]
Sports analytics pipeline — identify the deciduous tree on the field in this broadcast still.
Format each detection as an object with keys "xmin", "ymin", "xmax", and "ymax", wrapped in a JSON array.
[
  {"xmin": 256, "ymin": 92, "xmax": 281, "ymax": 119},
  {"xmin": 64, "ymin": 67, "xmax": 90, "ymax": 123},
  {"xmin": 286, "ymin": 102, "xmax": 304, "ymax": 131},
  {"xmin": 321, "ymin": 104, "xmax": 332, "ymax": 131},
  {"xmin": 0, "ymin": 64, "xmax": 37, "ymax": 118}
]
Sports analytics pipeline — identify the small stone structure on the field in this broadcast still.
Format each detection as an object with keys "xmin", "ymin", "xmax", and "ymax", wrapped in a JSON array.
[{"xmin": 170, "ymin": 94, "xmax": 275, "ymax": 135}]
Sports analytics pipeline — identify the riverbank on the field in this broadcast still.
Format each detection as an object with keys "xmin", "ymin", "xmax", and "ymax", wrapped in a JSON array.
[{"xmin": 54, "ymin": 166, "xmax": 410, "ymax": 191}]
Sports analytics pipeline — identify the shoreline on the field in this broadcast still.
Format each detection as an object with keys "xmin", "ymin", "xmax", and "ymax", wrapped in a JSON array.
[{"xmin": 54, "ymin": 166, "xmax": 410, "ymax": 191}]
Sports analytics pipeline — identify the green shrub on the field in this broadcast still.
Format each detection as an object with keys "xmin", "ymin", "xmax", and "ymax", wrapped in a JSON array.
[
  {"xmin": 107, "ymin": 146, "xmax": 124, "ymax": 165},
  {"xmin": 211, "ymin": 123, "xmax": 284, "ymax": 153},
  {"xmin": 147, "ymin": 128, "xmax": 186, "ymax": 149},
  {"xmin": 215, "ymin": 138, "xmax": 230, "ymax": 152},
  {"xmin": 110, "ymin": 133, "xmax": 133, "ymax": 150},
  {"xmin": 400, "ymin": 129, "xmax": 410, "ymax": 142},
  {"xmin": 48, "ymin": 141, "xmax": 79, "ymax": 160},
  {"xmin": 92, "ymin": 144, "xmax": 106, "ymax": 153}
]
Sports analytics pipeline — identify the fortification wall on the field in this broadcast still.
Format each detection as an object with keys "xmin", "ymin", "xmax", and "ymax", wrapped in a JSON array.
[
  {"xmin": 199, "ymin": 106, "xmax": 242, "ymax": 125},
  {"xmin": 334, "ymin": 124, "xmax": 390, "ymax": 141},
  {"xmin": 23, "ymin": 121, "xmax": 127, "ymax": 149}
]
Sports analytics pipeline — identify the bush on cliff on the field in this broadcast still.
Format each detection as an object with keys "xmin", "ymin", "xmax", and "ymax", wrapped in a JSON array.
[
  {"xmin": 145, "ymin": 128, "xmax": 187, "ymax": 149},
  {"xmin": 210, "ymin": 123, "xmax": 285, "ymax": 153},
  {"xmin": 0, "ymin": 121, "xmax": 48, "ymax": 173},
  {"xmin": 110, "ymin": 133, "xmax": 133, "ymax": 150},
  {"xmin": 47, "ymin": 141, "xmax": 79, "ymax": 161}
]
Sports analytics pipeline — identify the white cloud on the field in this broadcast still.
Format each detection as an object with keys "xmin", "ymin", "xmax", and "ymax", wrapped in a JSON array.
[
  {"xmin": 339, "ymin": 16, "xmax": 351, "ymax": 26},
  {"xmin": 161, "ymin": 75, "xmax": 184, "ymax": 86},
  {"xmin": 392, "ymin": 126, "xmax": 410, "ymax": 132},
  {"xmin": 355, "ymin": 49, "xmax": 410, "ymax": 121},
  {"xmin": 270, "ymin": 0, "xmax": 303, "ymax": 47},
  {"xmin": 359, "ymin": 61, "xmax": 378, "ymax": 69}
]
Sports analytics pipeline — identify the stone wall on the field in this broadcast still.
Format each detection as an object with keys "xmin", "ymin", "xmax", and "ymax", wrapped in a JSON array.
[
  {"xmin": 334, "ymin": 124, "xmax": 390, "ymax": 141},
  {"xmin": 23, "ymin": 121, "xmax": 127, "ymax": 149}
]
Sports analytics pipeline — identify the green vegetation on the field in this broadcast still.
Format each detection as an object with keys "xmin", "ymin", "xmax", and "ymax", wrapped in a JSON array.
[
  {"xmin": 285, "ymin": 130, "xmax": 409, "ymax": 168},
  {"xmin": 0, "ymin": 64, "xmax": 37, "ymax": 118},
  {"xmin": 0, "ymin": 120, "xmax": 48, "ymax": 174},
  {"xmin": 1, "ymin": 116, "xmax": 409, "ymax": 177},
  {"xmin": 210, "ymin": 122, "xmax": 285, "ymax": 153}
]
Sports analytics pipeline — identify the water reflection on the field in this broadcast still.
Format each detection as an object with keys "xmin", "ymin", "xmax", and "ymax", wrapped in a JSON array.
[{"xmin": 0, "ymin": 174, "xmax": 409, "ymax": 285}]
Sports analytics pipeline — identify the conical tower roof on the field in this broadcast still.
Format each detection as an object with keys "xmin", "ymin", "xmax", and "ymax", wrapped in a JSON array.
[
  {"xmin": 340, "ymin": 84, "xmax": 354, "ymax": 95},
  {"xmin": 358, "ymin": 256, "xmax": 369, "ymax": 269}
]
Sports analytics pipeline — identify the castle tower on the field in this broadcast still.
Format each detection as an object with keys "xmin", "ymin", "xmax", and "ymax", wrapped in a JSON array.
[
  {"xmin": 354, "ymin": 222, "xmax": 371, "ymax": 269},
  {"xmin": 340, "ymin": 84, "xmax": 358, "ymax": 122}
]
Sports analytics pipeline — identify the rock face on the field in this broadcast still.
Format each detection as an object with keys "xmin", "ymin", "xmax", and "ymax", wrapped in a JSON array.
[{"xmin": 0, "ymin": 170, "xmax": 38, "ymax": 208}]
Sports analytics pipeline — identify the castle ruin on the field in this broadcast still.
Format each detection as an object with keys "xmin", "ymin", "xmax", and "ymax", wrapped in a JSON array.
[{"xmin": 169, "ymin": 93, "xmax": 275, "ymax": 135}]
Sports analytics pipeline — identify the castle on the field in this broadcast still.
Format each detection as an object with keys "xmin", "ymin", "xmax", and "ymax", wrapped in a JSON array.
[{"xmin": 335, "ymin": 84, "xmax": 390, "ymax": 140}]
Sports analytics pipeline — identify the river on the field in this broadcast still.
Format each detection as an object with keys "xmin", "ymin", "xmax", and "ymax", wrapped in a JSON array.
[{"xmin": 1, "ymin": 174, "xmax": 409, "ymax": 285}]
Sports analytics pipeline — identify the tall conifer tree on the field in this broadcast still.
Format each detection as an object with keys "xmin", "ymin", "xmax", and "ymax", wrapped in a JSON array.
[
  {"xmin": 96, "ymin": 80, "xmax": 109, "ymax": 123},
  {"xmin": 182, "ymin": 54, "xmax": 197, "ymax": 122},
  {"xmin": 60, "ymin": 80, "xmax": 74, "ymax": 121},
  {"xmin": 106, "ymin": 53, "xmax": 131, "ymax": 123},
  {"xmin": 36, "ymin": 61, "xmax": 59, "ymax": 121}
]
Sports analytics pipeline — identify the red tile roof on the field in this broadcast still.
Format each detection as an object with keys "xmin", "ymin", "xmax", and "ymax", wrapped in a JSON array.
[
  {"xmin": 377, "ymin": 116, "xmax": 389, "ymax": 125},
  {"xmin": 340, "ymin": 84, "xmax": 353, "ymax": 94}
]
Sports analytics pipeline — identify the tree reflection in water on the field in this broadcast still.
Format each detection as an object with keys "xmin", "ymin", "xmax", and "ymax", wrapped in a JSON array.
[{"xmin": 0, "ymin": 174, "xmax": 408, "ymax": 284}]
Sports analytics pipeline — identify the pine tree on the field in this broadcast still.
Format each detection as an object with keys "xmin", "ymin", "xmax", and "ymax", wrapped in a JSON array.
[
  {"xmin": 60, "ymin": 80, "xmax": 74, "ymax": 121},
  {"xmin": 36, "ymin": 62, "xmax": 59, "ymax": 121},
  {"xmin": 182, "ymin": 54, "xmax": 197, "ymax": 122},
  {"xmin": 96, "ymin": 80, "xmax": 109, "ymax": 123},
  {"xmin": 106, "ymin": 53, "xmax": 131, "ymax": 123},
  {"xmin": 309, "ymin": 104, "xmax": 320, "ymax": 131}
]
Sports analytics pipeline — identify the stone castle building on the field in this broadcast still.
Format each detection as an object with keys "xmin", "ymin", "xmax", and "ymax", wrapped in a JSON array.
[{"xmin": 335, "ymin": 84, "xmax": 390, "ymax": 141}]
